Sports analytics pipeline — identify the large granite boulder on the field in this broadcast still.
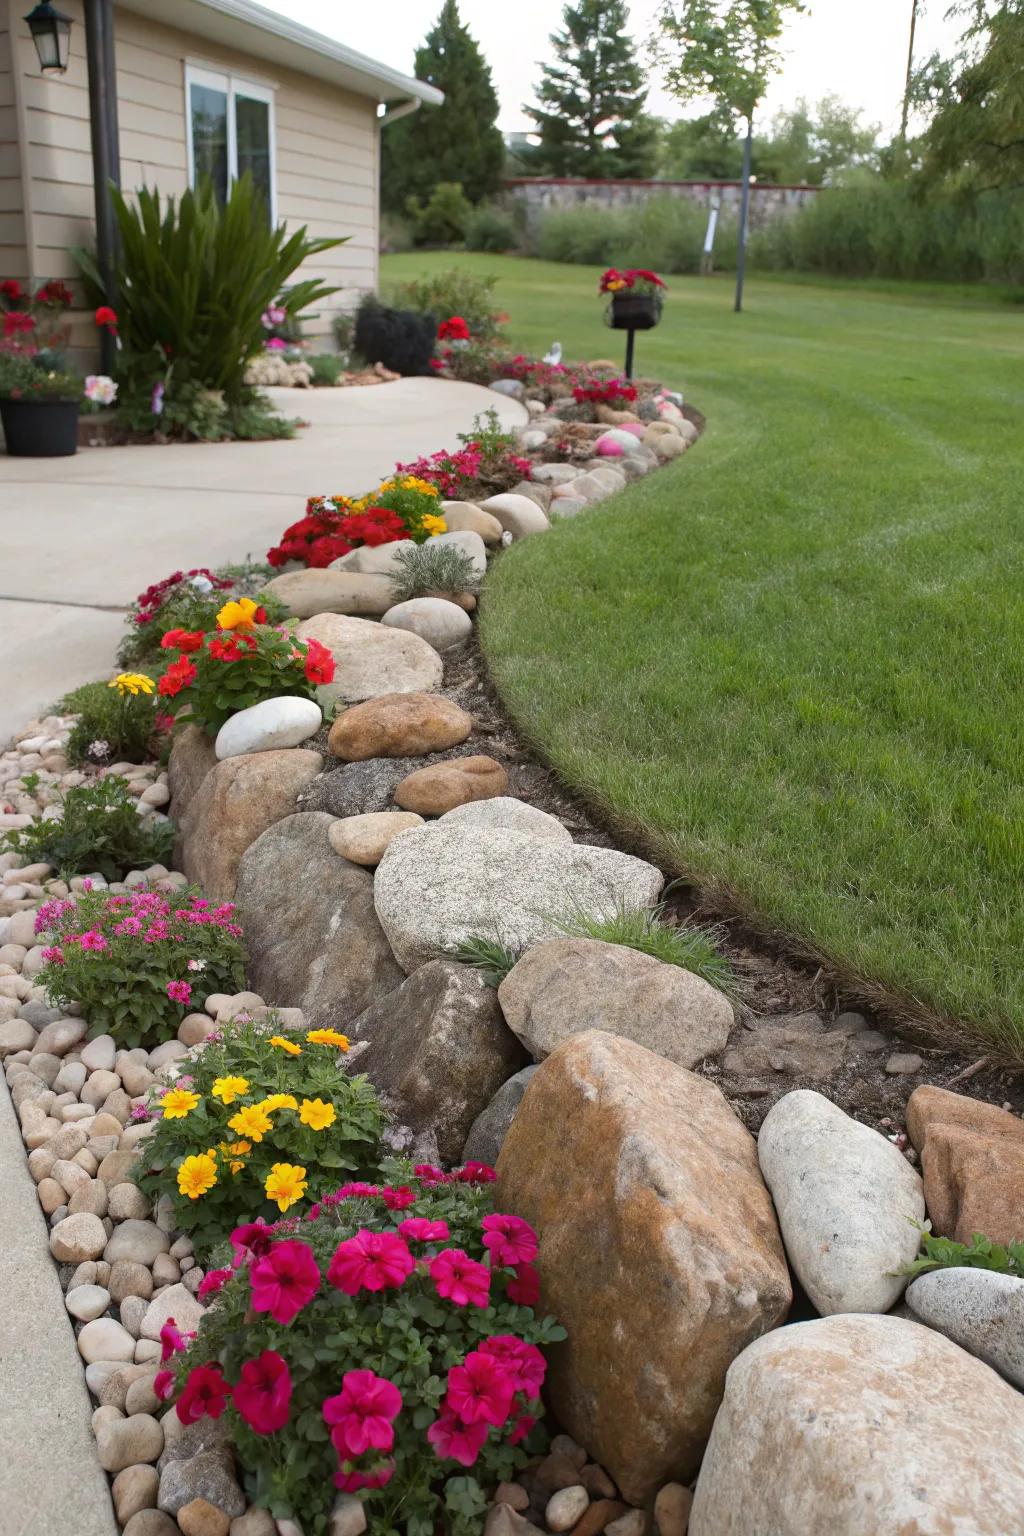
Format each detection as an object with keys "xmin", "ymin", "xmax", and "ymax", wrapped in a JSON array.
[
  {"xmin": 689, "ymin": 1315, "xmax": 1024, "ymax": 1536},
  {"xmin": 496, "ymin": 1031, "xmax": 791, "ymax": 1503},
  {"xmin": 497, "ymin": 938, "xmax": 733, "ymax": 1070},
  {"xmin": 177, "ymin": 749, "xmax": 322, "ymax": 901},
  {"xmin": 374, "ymin": 823, "xmax": 663, "ymax": 973},
  {"xmin": 757, "ymin": 1089, "xmax": 924, "ymax": 1314},
  {"xmin": 295, "ymin": 614, "xmax": 442, "ymax": 709},
  {"xmin": 234, "ymin": 813, "xmax": 403, "ymax": 1029},
  {"xmin": 349, "ymin": 960, "xmax": 527, "ymax": 1163}
]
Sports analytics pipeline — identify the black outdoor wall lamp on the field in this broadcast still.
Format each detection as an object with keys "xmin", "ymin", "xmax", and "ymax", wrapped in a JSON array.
[{"xmin": 24, "ymin": 1, "xmax": 73, "ymax": 74}]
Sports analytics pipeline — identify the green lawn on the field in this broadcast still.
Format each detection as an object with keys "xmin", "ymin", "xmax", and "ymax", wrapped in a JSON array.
[{"xmin": 384, "ymin": 254, "xmax": 1024, "ymax": 1058}]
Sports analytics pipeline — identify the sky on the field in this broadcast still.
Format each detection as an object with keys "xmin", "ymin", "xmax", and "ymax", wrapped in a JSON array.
[{"xmin": 269, "ymin": 1, "xmax": 965, "ymax": 140}]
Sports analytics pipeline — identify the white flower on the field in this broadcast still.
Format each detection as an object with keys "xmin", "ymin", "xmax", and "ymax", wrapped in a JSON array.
[
  {"xmin": 501, "ymin": 530, "xmax": 514, "ymax": 547},
  {"xmin": 187, "ymin": 958, "xmax": 206, "ymax": 972},
  {"xmin": 188, "ymin": 575, "xmax": 214, "ymax": 594},
  {"xmin": 87, "ymin": 739, "xmax": 110, "ymax": 758},
  {"xmin": 84, "ymin": 375, "xmax": 118, "ymax": 406}
]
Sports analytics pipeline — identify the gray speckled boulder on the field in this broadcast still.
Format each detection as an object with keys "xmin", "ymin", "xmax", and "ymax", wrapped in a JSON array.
[
  {"xmin": 462, "ymin": 1065, "xmax": 538, "ymax": 1166},
  {"xmin": 906, "ymin": 1267, "xmax": 1024, "ymax": 1387},
  {"xmin": 373, "ymin": 822, "xmax": 664, "ymax": 972},
  {"xmin": 757, "ymin": 1089, "xmax": 924, "ymax": 1315}
]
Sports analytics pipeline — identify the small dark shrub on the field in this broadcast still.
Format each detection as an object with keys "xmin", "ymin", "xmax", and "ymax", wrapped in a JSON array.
[
  {"xmin": 354, "ymin": 298, "xmax": 436, "ymax": 377},
  {"xmin": 405, "ymin": 180, "xmax": 472, "ymax": 245}
]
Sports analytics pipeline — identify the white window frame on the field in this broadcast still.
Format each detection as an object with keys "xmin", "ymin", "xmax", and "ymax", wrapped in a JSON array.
[{"xmin": 184, "ymin": 63, "xmax": 277, "ymax": 224}]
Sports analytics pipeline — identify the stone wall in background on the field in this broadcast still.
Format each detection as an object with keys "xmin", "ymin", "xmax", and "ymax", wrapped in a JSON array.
[{"xmin": 502, "ymin": 176, "xmax": 821, "ymax": 235}]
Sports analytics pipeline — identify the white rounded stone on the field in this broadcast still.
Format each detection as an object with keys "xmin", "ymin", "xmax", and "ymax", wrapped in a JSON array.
[
  {"xmin": 65, "ymin": 1283, "xmax": 111, "ymax": 1321},
  {"xmin": 215, "ymin": 696, "xmax": 322, "ymax": 760},
  {"xmin": 381, "ymin": 597, "xmax": 472, "ymax": 653}
]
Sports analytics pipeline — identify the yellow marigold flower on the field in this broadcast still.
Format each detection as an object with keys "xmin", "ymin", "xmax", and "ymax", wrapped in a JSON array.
[
  {"xmin": 161, "ymin": 1087, "xmax": 200, "ymax": 1120},
  {"xmin": 265, "ymin": 1162, "xmax": 308, "ymax": 1213},
  {"xmin": 376, "ymin": 479, "xmax": 395, "ymax": 495},
  {"xmin": 421, "ymin": 514, "xmax": 447, "ymax": 537},
  {"xmin": 299, "ymin": 1098, "xmax": 336, "ymax": 1131},
  {"xmin": 211, "ymin": 1075, "xmax": 250, "ymax": 1105},
  {"xmin": 178, "ymin": 1152, "xmax": 218, "ymax": 1199},
  {"xmin": 227, "ymin": 1103, "xmax": 273, "ymax": 1143},
  {"xmin": 607, "ymin": 278, "xmax": 628, "ymax": 291},
  {"xmin": 399, "ymin": 476, "xmax": 439, "ymax": 498},
  {"xmin": 216, "ymin": 596, "xmax": 261, "ymax": 633},
  {"xmin": 261, "ymin": 1093, "xmax": 299, "ymax": 1112},
  {"xmin": 109, "ymin": 672, "xmax": 155, "ymax": 697},
  {"xmin": 269, "ymin": 1034, "xmax": 302, "ymax": 1056},
  {"xmin": 305, "ymin": 1028, "xmax": 350, "ymax": 1051},
  {"xmin": 218, "ymin": 1139, "xmax": 251, "ymax": 1176}
]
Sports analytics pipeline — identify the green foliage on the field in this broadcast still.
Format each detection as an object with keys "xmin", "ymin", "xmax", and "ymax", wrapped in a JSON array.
[
  {"xmin": 406, "ymin": 182, "xmax": 473, "ymax": 247},
  {"xmin": 655, "ymin": 111, "xmax": 746, "ymax": 179},
  {"xmin": 136, "ymin": 1017, "xmax": 386, "ymax": 1256},
  {"xmin": 525, "ymin": 0, "xmax": 657, "ymax": 177},
  {"xmin": 73, "ymin": 175, "xmax": 342, "ymax": 428},
  {"xmin": 458, "ymin": 407, "xmax": 518, "ymax": 459},
  {"xmin": 464, "ymin": 205, "xmax": 519, "ymax": 253},
  {"xmin": 753, "ymin": 94, "xmax": 881, "ymax": 185},
  {"xmin": 174, "ymin": 1166, "xmax": 564, "ymax": 1536},
  {"xmin": 391, "ymin": 268, "xmax": 502, "ymax": 341},
  {"xmin": 449, "ymin": 936, "xmax": 521, "ymax": 987},
  {"xmin": 387, "ymin": 543, "xmax": 481, "ymax": 602},
  {"xmin": 1, "ymin": 775, "xmax": 174, "ymax": 883},
  {"xmin": 331, "ymin": 311, "xmax": 357, "ymax": 359},
  {"xmin": 916, "ymin": 3, "xmax": 1024, "ymax": 194},
  {"xmin": 38, "ymin": 881, "xmax": 245, "ymax": 1050},
  {"xmin": 900, "ymin": 1222, "xmax": 1024, "ymax": 1280},
  {"xmin": 654, "ymin": 0, "xmax": 807, "ymax": 124},
  {"xmin": 538, "ymin": 195, "xmax": 738, "ymax": 274},
  {"xmin": 549, "ymin": 900, "xmax": 736, "ymax": 994},
  {"xmin": 0, "ymin": 352, "xmax": 80, "ymax": 400},
  {"xmin": 60, "ymin": 680, "xmax": 160, "ymax": 768},
  {"xmin": 381, "ymin": 1, "xmax": 505, "ymax": 212},
  {"xmin": 308, "ymin": 353, "xmax": 347, "ymax": 387}
]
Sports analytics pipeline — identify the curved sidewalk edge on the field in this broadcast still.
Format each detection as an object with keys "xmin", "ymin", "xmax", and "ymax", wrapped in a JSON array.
[{"xmin": 0, "ymin": 1074, "xmax": 118, "ymax": 1536}]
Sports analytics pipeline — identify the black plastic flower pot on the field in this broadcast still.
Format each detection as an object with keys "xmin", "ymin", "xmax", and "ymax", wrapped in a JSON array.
[
  {"xmin": 608, "ymin": 292, "xmax": 662, "ymax": 331},
  {"xmin": 0, "ymin": 397, "xmax": 80, "ymax": 456}
]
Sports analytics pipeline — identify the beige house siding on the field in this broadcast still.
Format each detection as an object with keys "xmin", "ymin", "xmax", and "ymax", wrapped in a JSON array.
[
  {"xmin": 9, "ymin": 0, "xmax": 380, "ymax": 348},
  {"xmin": 0, "ymin": 0, "xmax": 28, "ymax": 281}
]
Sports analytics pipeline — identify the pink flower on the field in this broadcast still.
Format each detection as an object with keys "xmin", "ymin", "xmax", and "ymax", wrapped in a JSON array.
[
  {"xmin": 481, "ymin": 1335, "xmax": 546, "ymax": 1398},
  {"xmin": 335, "ymin": 1182, "xmax": 380, "ymax": 1200},
  {"xmin": 398, "ymin": 1217, "xmax": 450, "ymax": 1244},
  {"xmin": 333, "ymin": 1460, "xmax": 395, "ymax": 1493},
  {"xmin": 458, "ymin": 1161, "xmax": 497, "ymax": 1184},
  {"xmin": 427, "ymin": 1405, "xmax": 489, "ymax": 1467},
  {"xmin": 176, "ymin": 1364, "xmax": 232, "ymax": 1424},
  {"xmin": 250, "ymin": 1240, "xmax": 321, "ymax": 1325},
  {"xmin": 265, "ymin": 336, "xmax": 287, "ymax": 351},
  {"xmin": 327, "ymin": 1230, "xmax": 414, "ymax": 1296},
  {"xmin": 159, "ymin": 1317, "xmax": 195, "ymax": 1363},
  {"xmin": 230, "ymin": 1220, "xmax": 274, "ymax": 1267},
  {"xmin": 166, "ymin": 980, "xmax": 192, "ymax": 1004},
  {"xmin": 446, "ymin": 1350, "xmax": 515, "ymax": 1427},
  {"xmin": 78, "ymin": 929, "xmax": 107, "ymax": 952},
  {"xmin": 323, "ymin": 1370, "xmax": 402, "ymax": 1456},
  {"xmin": 40, "ymin": 946, "xmax": 65, "ymax": 964},
  {"xmin": 506, "ymin": 1263, "xmax": 540, "ymax": 1307},
  {"xmin": 233, "ymin": 1351, "xmax": 293, "ymax": 1435},
  {"xmin": 381, "ymin": 1185, "xmax": 415, "ymax": 1210},
  {"xmin": 414, "ymin": 1163, "xmax": 450, "ymax": 1186},
  {"xmin": 482, "ymin": 1213, "xmax": 538, "ymax": 1268},
  {"xmin": 509, "ymin": 1411, "xmax": 536, "ymax": 1446},
  {"xmin": 153, "ymin": 1369, "xmax": 175, "ymax": 1402},
  {"xmin": 197, "ymin": 1267, "xmax": 231, "ymax": 1299},
  {"xmin": 430, "ymin": 1248, "xmax": 491, "ymax": 1309}
]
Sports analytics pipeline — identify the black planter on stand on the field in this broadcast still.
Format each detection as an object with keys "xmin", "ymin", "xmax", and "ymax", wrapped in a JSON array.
[
  {"xmin": 608, "ymin": 292, "xmax": 662, "ymax": 379},
  {"xmin": 0, "ymin": 398, "xmax": 80, "ymax": 456}
]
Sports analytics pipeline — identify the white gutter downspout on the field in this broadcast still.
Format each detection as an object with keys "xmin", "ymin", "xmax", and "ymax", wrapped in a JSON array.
[{"xmin": 378, "ymin": 98, "xmax": 422, "ymax": 128}]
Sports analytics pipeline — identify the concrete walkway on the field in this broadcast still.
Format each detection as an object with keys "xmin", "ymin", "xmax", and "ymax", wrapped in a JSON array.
[{"xmin": 0, "ymin": 379, "xmax": 526, "ymax": 743}]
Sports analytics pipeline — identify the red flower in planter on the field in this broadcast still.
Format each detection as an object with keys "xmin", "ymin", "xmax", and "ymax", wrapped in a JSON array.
[
  {"xmin": 3, "ymin": 310, "xmax": 35, "ymax": 337},
  {"xmin": 0, "ymin": 277, "xmax": 24, "ymax": 304},
  {"xmin": 438, "ymin": 315, "xmax": 470, "ymax": 342},
  {"xmin": 34, "ymin": 279, "xmax": 74, "ymax": 308},
  {"xmin": 234, "ymin": 1350, "xmax": 293, "ymax": 1435}
]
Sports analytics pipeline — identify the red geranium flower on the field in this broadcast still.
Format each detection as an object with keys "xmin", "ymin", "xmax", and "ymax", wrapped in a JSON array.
[
  {"xmin": 457, "ymin": 1161, "xmax": 497, "ymax": 1184},
  {"xmin": 160, "ymin": 628, "xmax": 204, "ymax": 652},
  {"xmin": 430, "ymin": 1248, "xmax": 491, "ymax": 1309},
  {"xmin": 176, "ymin": 1364, "xmax": 232, "ymax": 1424},
  {"xmin": 509, "ymin": 1410, "xmax": 536, "ymax": 1445},
  {"xmin": 322, "ymin": 1369, "xmax": 402, "ymax": 1456},
  {"xmin": 233, "ymin": 1350, "xmax": 293, "ymax": 1435},
  {"xmin": 3, "ymin": 310, "xmax": 35, "ymax": 337},
  {"xmin": 381, "ymin": 1185, "xmax": 415, "ymax": 1211},
  {"xmin": 481, "ymin": 1213, "xmax": 538, "ymax": 1269},
  {"xmin": 0, "ymin": 278, "xmax": 24, "ymax": 303},
  {"xmin": 427, "ymin": 1406, "xmax": 489, "ymax": 1467},
  {"xmin": 209, "ymin": 632, "xmax": 258, "ymax": 662},
  {"xmin": 303, "ymin": 637, "xmax": 334, "ymax": 686},
  {"xmin": 438, "ymin": 315, "xmax": 470, "ymax": 342},
  {"xmin": 198, "ymin": 1267, "xmax": 231, "ymax": 1298},
  {"xmin": 95, "ymin": 304, "xmax": 118, "ymax": 333},
  {"xmin": 327, "ymin": 1230, "xmax": 415, "ymax": 1296},
  {"xmin": 35, "ymin": 279, "xmax": 74, "ymax": 307},
  {"xmin": 249, "ymin": 1239, "xmax": 321, "ymax": 1325},
  {"xmin": 506, "ymin": 1263, "xmax": 540, "ymax": 1307},
  {"xmin": 153, "ymin": 1369, "xmax": 175, "ymax": 1402},
  {"xmin": 157, "ymin": 656, "xmax": 197, "ymax": 697}
]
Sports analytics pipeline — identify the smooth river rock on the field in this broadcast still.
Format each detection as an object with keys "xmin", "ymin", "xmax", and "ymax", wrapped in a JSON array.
[
  {"xmin": 214, "ymin": 696, "xmax": 321, "ymax": 760},
  {"xmin": 905, "ymin": 1267, "xmax": 1024, "ymax": 1387},
  {"xmin": 295, "ymin": 613, "xmax": 442, "ymax": 709},
  {"xmin": 394, "ymin": 755, "xmax": 508, "ymax": 815},
  {"xmin": 328, "ymin": 812, "xmax": 424, "ymax": 867},
  {"xmin": 327, "ymin": 692, "xmax": 472, "ymax": 761},
  {"xmin": 382, "ymin": 596, "xmax": 473, "ymax": 652},
  {"xmin": 480, "ymin": 494, "xmax": 550, "ymax": 540},
  {"xmin": 260, "ymin": 569, "xmax": 394, "ymax": 619}
]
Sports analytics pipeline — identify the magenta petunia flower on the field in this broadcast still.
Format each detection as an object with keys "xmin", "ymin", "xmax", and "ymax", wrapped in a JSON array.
[
  {"xmin": 398, "ymin": 1217, "xmax": 450, "ymax": 1244},
  {"xmin": 481, "ymin": 1213, "xmax": 539, "ymax": 1269},
  {"xmin": 334, "ymin": 1182, "xmax": 380, "ymax": 1201},
  {"xmin": 229, "ymin": 1219, "xmax": 274, "ymax": 1268},
  {"xmin": 480, "ymin": 1334, "xmax": 546, "ymax": 1398},
  {"xmin": 506, "ymin": 1263, "xmax": 540, "ymax": 1307},
  {"xmin": 457, "ymin": 1161, "xmax": 497, "ymax": 1184},
  {"xmin": 153, "ymin": 1369, "xmax": 175, "ymax": 1402},
  {"xmin": 429, "ymin": 1248, "xmax": 491, "ymax": 1309},
  {"xmin": 446, "ymin": 1350, "xmax": 515, "ymax": 1427},
  {"xmin": 323, "ymin": 1369, "xmax": 402, "ymax": 1457},
  {"xmin": 159, "ymin": 1316, "xmax": 195, "ymax": 1363},
  {"xmin": 381, "ymin": 1185, "xmax": 415, "ymax": 1210},
  {"xmin": 166, "ymin": 979, "xmax": 191, "ymax": 1004},
  {"xmin": 78, "ymin": 929, "xmax": 107, "ymax": 952},
  {"xmin": 233, "ymin": 1351, "xmax": 293, "ymax": 1435},
  {"xmin": 197, "ymin": 1267, "xmax": 231, "ymax": 1299},
  {"xmin": 333, "ymin": 1459, "xmax": 396, "ymax": 1493},
  {"xmin": 427, "ymin": 1405, "xmax": 489, "ymax": 1467},
  {"xmin": 249, "ymin": 1240, "xmax": 321, "ymax": 1326},
  {"xmin": 176, "ymin": 1364, "xmax": 231, "ymax": 1424},
  {"xmin": 326, "ymin": 1230, "xmax": 414, "ymax": 1297}
]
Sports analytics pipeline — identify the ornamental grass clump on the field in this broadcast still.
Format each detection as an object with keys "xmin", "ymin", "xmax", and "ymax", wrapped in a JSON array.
[
  {"xmin": 137, "ymin": 1017, "xmax": 386, "ymax": 1255},
  {"xmin": 387, "ymin": 544, "xmax": 481, "ymax": 604},
  {"xmin": 37, "ymin": 884, "xmax": 246, "ymax": 1049},
  {"xmin": 154, "ymin": 596, "xmax": 334, "ymax": 735},
  {"xmin": 165, "ymin": 1162, "xmax": 564, "ymax": 1536},
  {"xmin": 1, "ymin": 774, "xmax": 175, "ymax": 881}
]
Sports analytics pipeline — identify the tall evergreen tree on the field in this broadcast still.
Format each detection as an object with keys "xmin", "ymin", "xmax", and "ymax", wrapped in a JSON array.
[
  {"xmin": 524, "ymin": 1, "xmax": 658, "ymax": 177},
  {"xmin": 381, "ymin": 0, "xmax": 504, "ymax": 213}
]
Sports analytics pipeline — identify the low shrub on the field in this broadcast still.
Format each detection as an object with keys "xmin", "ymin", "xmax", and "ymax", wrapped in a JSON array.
[
  {"xmin": 154, "ymin": 599, "xmax": 334, "ymax": 735},
  {"xmin": 396, "ymin": 411, "xmax": 530, "ymax": 500},
  {"xmin": 435, "ymin": 336, "xmax": 510, "ymax": 386},
  {"xmin": 167, "ymin": 1164, "xmax": 564, "ymax": 1536},
  {"xmin": 536, "ymin": 195, "xmax": 734, "ymax": 277},
  {"xmin": 1, "ymin": 775, "xmax": 175, "ymax": 883},
  {"xmin": 391, "ymin": 269, "xmax": 502, "ymax": 342},
  {"xmin": 61, "ymin": 673, "xmax": 162, "ymax": 768},
  {"xmin": 387, "ymin": 544, "xmax": 481, "ymax": 604},
  {"xmin": 308, "ymin": 354, "xmax": 347, "ymax": 387},
  {"xmin": 136, "ymin": 1017, "xmax": 385, "ymax": 1255},
  {"xmin": 0, "ymin": 350, "xmax": 81, "ymax": 400},
  {"xmin": 36, "ymin": 883, "xmax": 245, "ymax": 1048},
  {"xmin": 900, "ymin": 1224, "xmax": 1024, "ymax": 1280},
  {"xmin": 354, "ymin": 298, "xmax": 436, "ymax": 377},
  {"xmin": 464, "ymin": 206, "xmax": 519, "ymax": 254},
  {"xmin": 405, "ymin": 180, "xmax": 472, "ymax": 246}
]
